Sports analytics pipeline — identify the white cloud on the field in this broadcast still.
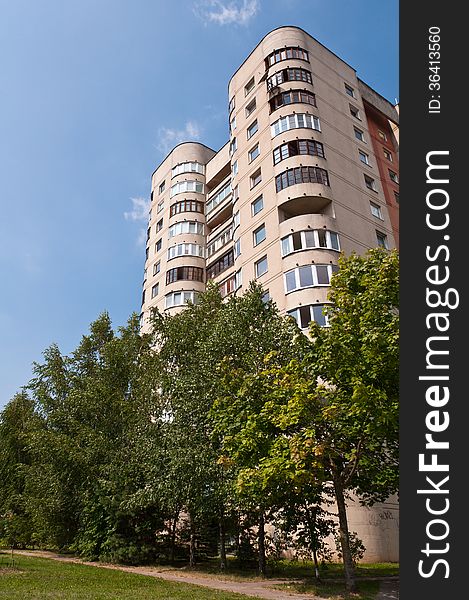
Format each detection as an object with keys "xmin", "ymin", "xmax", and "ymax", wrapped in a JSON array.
[
  {"xmin": 156, "ymin": 120, "xmax": 202, "ymax": 155},
  {"xmin": 124, "ymin": 197, "xmax": 150, "ymax": 222},
  {"xmin": 195, "ymin": 0, "xmax": 260, "ymax": 26}
]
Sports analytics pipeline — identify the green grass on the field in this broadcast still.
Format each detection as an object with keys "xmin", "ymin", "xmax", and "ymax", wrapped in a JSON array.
[{"xmin": 0, "ymin": 554, "xmax": 258, "ymax": 600}]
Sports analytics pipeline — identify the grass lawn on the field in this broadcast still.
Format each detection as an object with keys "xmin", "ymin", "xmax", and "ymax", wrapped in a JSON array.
[{"xmin": 0, "ymin": 554, "xmax": 257, "ymax": 600}]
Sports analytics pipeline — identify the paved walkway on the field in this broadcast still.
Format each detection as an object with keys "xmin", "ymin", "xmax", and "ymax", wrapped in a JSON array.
[{"xmin": 12, "ymin": 550, "xmax": 398, "ymax": 599}]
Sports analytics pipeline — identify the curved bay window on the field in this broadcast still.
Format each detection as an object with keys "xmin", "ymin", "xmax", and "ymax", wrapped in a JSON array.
[
  {"xmin": 171, "ymin": 161, "xmax": 205, "ymax": 178},
  {"xmin": 275, "ymin": 166, "xmax": 330, "ymax": 192},
  {"xmin": 170, "ymin": 199, "xmax": 204, "ymax": 217},
  {"xmin": 267, "ymin": 67, "xmax": 312, "ymax": 90},
  {"xmin": 281, "ymin": 229, "xmax": 340, "ymax": 256},
  {"xmin": 288, "ymin": 304, "xmax": 330, "ymax": 328},
  {"xmin": 269, "ymin": 89, "xmax": 316, "ymax": 113},
  {"xmin": 284, "ymin": 263, "xmax": 339, "ymax": 293},
  {"xmin": 166, "ymin": 266, "xmax": 204, "ymax": 285},
  {"xmin": 271, "ymin": 113, "xmax": 320, "ymax": 137},
  {"xmin": 265, "ymin": 46, "xmax": 309, "ymax": 68},
  {"xmin": 273, "ymin": 139, "xmax": 325, "ymax": 165}
]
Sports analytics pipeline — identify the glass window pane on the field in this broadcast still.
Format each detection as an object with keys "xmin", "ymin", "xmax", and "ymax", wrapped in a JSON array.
[
  {"xmin": 312, "ymin": 305, "xmax": 327, "ymax": 327},
  {"xmin": 299, "ymin": 266, "xmax": 313, "ymax": 287},
  {"xmin": 285, "ymin": 270, "xmax": 296, "ymax": 292},
  {"xmin": 316, "ymin": 265, "xmax": 330, "ymax": 284}
]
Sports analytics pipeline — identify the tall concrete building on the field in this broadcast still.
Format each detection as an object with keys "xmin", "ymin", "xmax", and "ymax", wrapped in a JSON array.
[
  {"xmin": 140, "ymin": 26, "xmax": 398, "ymax": 334},
  {"xmin": 140, "ymin": 26, "xmax": 399, "ymax": 561}
]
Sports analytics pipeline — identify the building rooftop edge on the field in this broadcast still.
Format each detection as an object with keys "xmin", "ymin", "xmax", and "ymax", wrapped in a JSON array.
[{"xmin": 150, "ymin": 141, "xmax": 217, "ymax": 180}]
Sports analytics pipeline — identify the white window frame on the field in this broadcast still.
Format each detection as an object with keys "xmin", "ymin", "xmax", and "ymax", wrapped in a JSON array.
[
  {"xmin": 281, "ymin": 230, "xmax": 340, "ymax": 257},
  {"xmin": 171, "ymin": 162, "xmax": 205, "ymax": 178},
  {"xmin": 255, "ymin": 256, "xmax": 268, "ymax": 278},
  {"xmin": 251, "ymin": 195, "xmax": 263, "ymax": 216},
  {"xmin": 165, "ymin": 290, "xmax": 198, "ymax": 309},
  {"xmin": 170, "ymin": 180, "xmax": 204, "ymax": 198},
  {"xmin": 359, "ymin": 150, "xmax": 370, "ymax": 165},
  {"xmin": 284, "ymin": 264, "xmax": 337, "ymax": 293},
  {"xmin": 370, "ymin": 202, "xmax": 383, "ymax": 219},
  {"xmin": 168, "ymin": 221, "xmax": 204, "ymax": 238},
  {"xmin": 253, "ymin": 224, "xmax": 266, "ymax": 246},
  {"xmin": 248, "ymin": 143, "xmax": 260, "ymax": 162},
  {"xmin": 271, "ymin": 113, "xmax": 321, "ymax": 138},
  {"xmin": 167, "ymin": 243, "xmax": 205, "ymax": 260}
]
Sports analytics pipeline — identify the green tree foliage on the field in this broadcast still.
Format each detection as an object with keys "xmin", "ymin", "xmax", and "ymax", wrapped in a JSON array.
[{"xmin": 211, "ymin": 249, "xmax": 399, "ymax": 591}]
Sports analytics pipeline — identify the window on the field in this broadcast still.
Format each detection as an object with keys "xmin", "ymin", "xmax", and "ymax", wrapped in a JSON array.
[
  {"xmin": 232, "ymin": 185, "xmax": 239, "ymax": 202},
  {"xmin": 349, "ymin": 104, "xmax": 361, "ymax": 120},
  {"xmin": 234, "ymin": 268, "xmax": 242, "ymax": 290},
  {"xmin": 234, "ymin": 238, "xmax": 241, "ymax": 258},
  {"xmin": 245, "ymin": 98, "xmax": 256, "ymax": 117},
  {"xmin": 250, "ymin": 168, "xmax": 262, "ymax": 189},
  {"xmin": 251, "ymin": 195, "xmax": 263, "ymax": 215},
  {"xmin": 141, "ymin": 290, "xmax": 146, "ymax": 305},
  {"xmin": 284, "ymin": 264, "xmax": 338, "ymax": 292},
  {"xmin": 248, "ymin": 143, "xmax": 260, "ymax": 162},
  {"xmin": 230, "ymin": 116, "xmax": 237, "ymax": 133},
  {"xmin": 153, "ymin": 261, "xmax": 161, "ymax": 275},
  {"xmin": 265, "ymin": 46, "xmax": 309, "ymax": 68},
  {"xmin": 229, "ymin": 137, "xmax": 237, "ymax": 155},
  {"xmin": 364, "ymin": 174, "xmax": 376, "ymax": 191},
  {"xmin": 170, "ymin": 199, "xmax": 204, "ymax": 217},
  {"xmin": 157, "ymin": 200, "xmax": 164, "ymax": 213},
  {"xmin": 146, "ymin": 227, "xmax": 151, "ymax": 242},
  {"xmin": 383, "ymin": 148, "xmax": 393, "ymax": 161},
  {"xmin": 232, "ymin": 160, "xmax": 238, "ymax": 176},
  {"xmin": 168, "ymin": 221, "xmax": 204, "ymax": 237},
  {"xmin": 354, "ymin": 127, "xmax": 365, "ymax": 142},
  {"xmin": 273, "ymin": 139, "xmax": 325, "ymax": 165},
  {"xmin": 156, "ymin": 218, "xmax": 163, "ymax": 233},
  {"xmin": 207, "ymin": 225, "xmax": 233, "ymax": 257},
  {"xmin": 378, "ymin": 130, "xmax": 387, "ymax": 141},
  {"xmin": 145, "ymin": 247, "xmax": 149, "ymax": 260},
  {"xmin": 170, "ymin": 180, "xmax": 204, "ymax": 197},
  {"xmin": 159, "ymin": 181, "xmax": 165, "ymax": 194},
  {"xmin": 228, "ymin": 96, "xmax": 235, "ymax": 114},
  {"xmin": 206, "ymin": 250, "xmax": 234, "ymax": 279},
  {"xmin": 168, "ymin": 243, "xmax": 204, "ymax": 260},
  {"xmin": 275, "ymin": 166, "xmax": 330, "ymax": 192},
  {"xmin": 262, "ymin": 290, "xmax": 271, "ymax": 304},
  {"xmin": 271, "ymin": 113, "xmax": 320, "ymax": 137},
  {"xmin": 376, "ymin": 231, "xmax": 389, "ymax": 249},
  {"xmin": 359, "ymin": 150, "xmax": 370, "ymax": 165},
  {"xmin": 233, "ymin": 211, "xmax": 240, "ymax": 229},
  {"xmin": 151, "ymin": 283, "xmax": 159, "ymax": 299},
  {"xmin": 253, "ymin": 224, "xmax": 266, "ymax": 246},
  {"xmin": 255, "ymin": 256, "xmax": 268, "ymax": 278},
  {"xmin": 281, "ymin": 229, "xmax": 340, "ymax": 256},
  {"xmin": 244, "ymin": 76, "xmax": 255, "ymax": 96},
  {"xmin": 267, "ymin": 67, "xmax": 312, "ymax": 89},
  {"xmin": 166, "ymin": 266, "xmax": 204, "ymax": 284},
  {"xmin": 155, "ymin": 239, "xmax": 162, "ymax": 252},
  {"xmin": 165, "ymin": 290, "xmax": 199, "ymax": 309},
  {"xmin": 370, "ymin": 202, "xmax": 383, "ymax": 219},
  {"xmin": 389, "ymin": 170, "xmax": 399, "ymax": 183},
  {"xmin": 206, "ymin": 182, "xmax": 232, "ymax": 214},
  {"xmin": 344, "ymin": 83, "xmax": 355, "ymax": 97},
  {"xmin": 219, "ymin": 275, "xmax": 236, "ymax": 298},
  {"xmin": 171, "ymin": 162, "xmax": 204, "ymax": 178},
  {"xmin": 247, "ymin": 119, "xmax": 258, "ymax": 139},
  {"xmin": 394, "ymin": 191, "xmax": 400, "ymax": 204},
  {"xmin": 269, "ymin": 89, "xmax": 316, "ymax": 112},
  {"xmin": 288, "ymin": 304, "xmax": 330, "ymax": 328}
]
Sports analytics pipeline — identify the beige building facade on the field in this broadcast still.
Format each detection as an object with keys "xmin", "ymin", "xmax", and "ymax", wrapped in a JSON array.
[{"xmin": 140, "ymin": 26, "xmax": 399, "ymax": 562}]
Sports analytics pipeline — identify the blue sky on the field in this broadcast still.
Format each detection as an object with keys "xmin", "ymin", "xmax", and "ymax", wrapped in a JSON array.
[{"xmin": 0, "ymin": 0, "xmax": 398, "ymax": 409}]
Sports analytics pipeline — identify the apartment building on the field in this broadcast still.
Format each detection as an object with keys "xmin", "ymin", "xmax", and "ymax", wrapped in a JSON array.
[
  {"xmin": 140, "ymin": 26, "xmax": 399, "ymax": 561},
  {"xmin": 141, "ymin": 26, "xmax": 398, "ymax": 335}
]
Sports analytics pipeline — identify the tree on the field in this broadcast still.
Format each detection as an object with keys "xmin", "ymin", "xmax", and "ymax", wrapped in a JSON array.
[{"xmin": 212, "ymin": 249, "xmax": 399, "ymax": 591}]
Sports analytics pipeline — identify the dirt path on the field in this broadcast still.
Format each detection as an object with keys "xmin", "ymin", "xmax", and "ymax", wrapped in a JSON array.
[
  {"xmin": 11, "ymin": 550, "xmax": 321, "ymax": 600},
  {"xmin": 12, "ymin": 550, "xmax": 398, "ymax": 599}
]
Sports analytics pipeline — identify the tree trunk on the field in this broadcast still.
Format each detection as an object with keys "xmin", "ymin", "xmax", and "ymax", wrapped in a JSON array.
[
  {"xmin": 189, "ymin": 513, "xmax": 196, "ymax": 568},
  {"xmin": 258, "ymin": 510, "xmax": 266, "ymax": 577},
  {"xmin": 312, "ymin": 547, "xmax": 320, "ymax": 580},
  {"xmin": 219, "ymin": 514, "xmax": 227, "ymax": 571},
  {"xmin": 305, "ymin": 506, "xmax": 320, "ymax": 580},
  {"xmin": 332, "ymin": 470, "xmax": 357, "ymax": 593},
  {"xmin": 169, "ymin": 510, "xmax": 179, "ymax": 563}
]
